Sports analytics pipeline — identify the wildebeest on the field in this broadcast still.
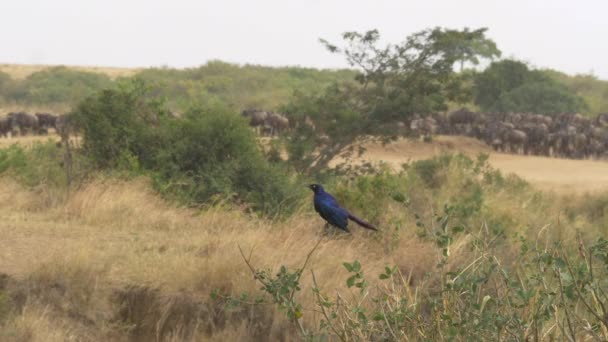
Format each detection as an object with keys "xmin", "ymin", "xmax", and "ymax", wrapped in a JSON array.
[
  {"xmin": 8, "ymin": 112, "xmax": 39, "ymax": 136},
  {"xmin": 264, "ymin": 112, "xmax": 289, "ymax": 136},
  {"xmin": 35, "ymin": 112, "xmax": 58, "ymax": 132},
  {"xmin": 430, "ymin": 109, "xmax": 608, "ymax": 160},
  {"xmin": 241, "ymin": 109, "xmax": 289, "ymax": 136},
  {"xmin": 241, "ymin": 109, "xmax": 268, "ymax": 134},
  {"xmin": 448, "ymin": 108, "xmax": 477, "ymax": 126},
  {"xmin": 0, "ymin": 116, "xmax": 11, "ymax": 137},
  {"xmin": 410, "ymin": 116, "xmax": 438, "ymax": 139},
  {"xmin": 505, "ymin": 129, "xmax": 528, "ymax": 154}
]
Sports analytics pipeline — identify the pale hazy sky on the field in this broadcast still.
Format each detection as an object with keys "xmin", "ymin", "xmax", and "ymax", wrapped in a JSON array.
[{"xmin": 1, "ymin": 0, "xmax": 606, "ymax": 79}]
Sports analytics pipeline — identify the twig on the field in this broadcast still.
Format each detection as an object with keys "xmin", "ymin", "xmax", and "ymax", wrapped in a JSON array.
[
  {"xmin": 310, "ymin": 270, "xmax": 347, "ymax": 342},
  {"xmin": 563, "ymin": 253, "xmax": 608, "ymax": 330},
  {"xmin": 290, "ymin": 238, "xmax": 324, "ymax": 303},
  {"xmin": 451, "ymin": 254, "xmax": 485, "ymax": 283},
  {"xmin": 238, "ymin": 243, "xmax": 263, "ymax": 282},
  {"xmin": 381, "ymin": 301, "xmax": 398, "ymax": 340}
]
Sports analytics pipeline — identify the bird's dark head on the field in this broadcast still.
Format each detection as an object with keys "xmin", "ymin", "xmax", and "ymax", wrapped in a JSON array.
[{"xmin": 308, "ymin": 183, "xmax": 324, "ymax": 194}]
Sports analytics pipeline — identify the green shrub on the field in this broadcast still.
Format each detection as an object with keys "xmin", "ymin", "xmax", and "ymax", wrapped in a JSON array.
[
  {"xmin": 152, "ymin": 106, "xmax": 303, "ymax": 217},
  {"xmin": 0, "ymin": 142, "xmax": 71, "ymax": 188},
  {"xmin": 474, "ymin": 59, "xmax": 588, "ymax": 114},
  {"xmin": 72, "ymin": 79, "xmax": 168, "ymax": 170},
  {"xmin": 73, "ymin": 80, "xmax": 303, "ymax": 217},
  {"xmin": 495, "ymin": 81, "xmax": 588, "ymax": 113}
]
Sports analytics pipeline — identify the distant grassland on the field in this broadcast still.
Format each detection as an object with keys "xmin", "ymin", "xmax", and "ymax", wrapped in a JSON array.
[
  {"xmin": 0, "ymin": 61, "xmax": 357, "ymax": 113},
  {"xmin": 0, "ymin": 63, "xmax": 140, "ymax": 80},
  {"xmin": 0, "ymin": 62, "xmax": 607, "ymax": 115}
]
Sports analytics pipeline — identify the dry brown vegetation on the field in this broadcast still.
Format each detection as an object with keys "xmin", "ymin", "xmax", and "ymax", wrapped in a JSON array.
[
  {"xmin": 0, "ymin": 64, "xmax": 139, "ymax": 80},
  {"xmin": 0, "ymin": 176, "xmax": 603, "ymax": 340},
  {"xmin": 1, "ymin": 134, "xmax": 608, "ymax": 340},
  {"xmin": 0, "ymin": 177, "xmax": 435, "ymax": 341}
]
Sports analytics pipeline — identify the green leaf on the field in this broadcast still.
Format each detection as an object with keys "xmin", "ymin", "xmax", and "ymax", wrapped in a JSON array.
[
  {"xmin": 554, "ymin": 257, "xmax": 566, "ymax": 269},
  {"xmin": 391, "ymin": 192, "xmax": 407, "ymax": 203},
  {"xmin": 373, "ymin": 312, "xmax": 385, "ymax": 321},
  {"xmin": 452, "ymin": 225, "xmax": 465, "ymax": 234},
  {"xmin": 210, "ymin": 288, "xmax": 219, "ymax": 300},
  {"xmin": 294, "ymin": 309, "xmax": 303, "ymax": 319},
  {"xmin": 352, "ymin": 260, "xmax": 361, "ymax": 273},
  {"xmin": 343, "ymin": 262, "xmax": 354, "ymax": 272},
  {"xmin": 347, "ymin": 275, "xmax": 357, "ymax": 288}
]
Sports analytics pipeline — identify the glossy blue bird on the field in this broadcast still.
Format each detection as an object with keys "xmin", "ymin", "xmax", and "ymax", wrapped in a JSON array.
[{"xmin": 309, "ymin": 184, "xmax": 377, "ymax": 232}]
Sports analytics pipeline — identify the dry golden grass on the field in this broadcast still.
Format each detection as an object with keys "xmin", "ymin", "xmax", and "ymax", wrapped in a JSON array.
[
  {"xmin": 1, "ymin": 162, "xmax": 603, "ymax": 341},
  {"xmin": 0, "ymin": 177, "xmax": 437, "ymax": 340},
  {"xmin": 0, "ymin": 63, "xmax": 140, "ymax": 80},
  {"xmin": 0, "ymin": 134, "xmax": 60, "ymax": 149},
  {"xmin": 0, "ymin": 305, "xmax": 75, "ymax": 342},
  {"xmin": 1, "ymin": 134, "xmax": 607, "ymax": 340}
]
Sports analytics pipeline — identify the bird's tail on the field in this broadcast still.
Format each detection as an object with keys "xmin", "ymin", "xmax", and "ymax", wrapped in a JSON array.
[{"xmin": 348, "ymin": 213, "xmax": 378, "ymax": 231}]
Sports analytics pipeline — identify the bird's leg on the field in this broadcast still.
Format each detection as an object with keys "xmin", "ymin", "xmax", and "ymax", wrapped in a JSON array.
[{"xmin": 322, "ymin": 222, "xmax": 331, "ymax": 236}]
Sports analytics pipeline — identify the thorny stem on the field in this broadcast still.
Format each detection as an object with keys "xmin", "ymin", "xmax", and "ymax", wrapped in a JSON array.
[
  {"xmin": 563, "ymin": 253, "xmax": 608, "ymax": 331},
  {"xmin": 554, "ymin": 263, "xmax": 576, "ymax": 342},
  {"xmin": 237, "ymin": 238, "xmax": 323, "ymax": 338},
  {"xmin": 310, "ymin": 270, "xmax": 347, "ymax": 342}
]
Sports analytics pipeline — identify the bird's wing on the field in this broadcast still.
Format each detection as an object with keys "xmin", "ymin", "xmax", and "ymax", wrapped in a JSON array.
[
  {"xmin": 315, "ymin": 196, "xmax": 349, "ymax": 231},
  {"xmin": 320, "ymin": 192, "xmax": 340, "ymax": 207}
]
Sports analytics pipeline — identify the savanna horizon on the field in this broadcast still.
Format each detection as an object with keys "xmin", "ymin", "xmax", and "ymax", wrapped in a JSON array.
[{"xmin": 2, "ymin": 27, "xmax": 608, "ymax": 340}]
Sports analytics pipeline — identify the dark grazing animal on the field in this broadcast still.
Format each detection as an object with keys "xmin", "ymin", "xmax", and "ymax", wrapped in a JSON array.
[
  {"xmin": 0, "ymin": 116, "xmax": 11, "ymax": 137},
  {"xmin": 35, "ymin": 112, "xmax": 57, "ymax": 130},
  {"xmin": 308, "ymin": 184, "xmax": 377, "ymax": 232},
  {"xmin": 8, "ymin": 112, "xmax": 39, "ymax": 136}
]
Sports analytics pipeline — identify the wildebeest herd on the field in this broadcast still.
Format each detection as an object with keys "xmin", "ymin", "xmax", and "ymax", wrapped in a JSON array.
[
  {"xmin": 243, "ymin": 107, "xmax": 608, "ymax": 160},
  {"xmin": 409, "ymin": 109, "xmax": 608, "ymax": 159},
  {"xmin": 241, "ymin": 109, "xmax": 290, "ymax": 136},
  {"xmin": 4, "ymin": 108, "xmax": 608, "ymax": 161},
  {"xmin": 0, "ymin": 112, "xmax": 70, "ymax": 138}
]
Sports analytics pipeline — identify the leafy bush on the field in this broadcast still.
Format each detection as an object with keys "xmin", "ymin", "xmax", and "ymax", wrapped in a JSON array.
[
  {"xmin": 223, "ymin": 185, "xmax": 608, "ymax": 340},
  {"xmin": 73, "ymin": 80, "xmax": 303, "ymax": 217},
  {"xmin": 474, "ymin": 59, "xmax": 588, "ymax": 114},
  {"xmin": 152, "ymin": 106, "xmax": 303, "ymax": 216},
  {"xmin": 542, "ymin": 69, "xmax": 608, "ymax": 116},
  {"xmin": 496, "ymin": 81, "xmax": 588, "ymax": 113},
  {"xmin": 0, "ymin": 141, "xmax": 89, "ymax": 189},
  {"xmin": 72, "ymin": 79, "xmax": 168, "ymax": 169}
]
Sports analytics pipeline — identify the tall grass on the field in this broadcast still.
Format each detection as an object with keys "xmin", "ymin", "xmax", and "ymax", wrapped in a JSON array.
[{"xmin": 1, "ymin": 153, "xmax": 608, "ymax": 340}]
